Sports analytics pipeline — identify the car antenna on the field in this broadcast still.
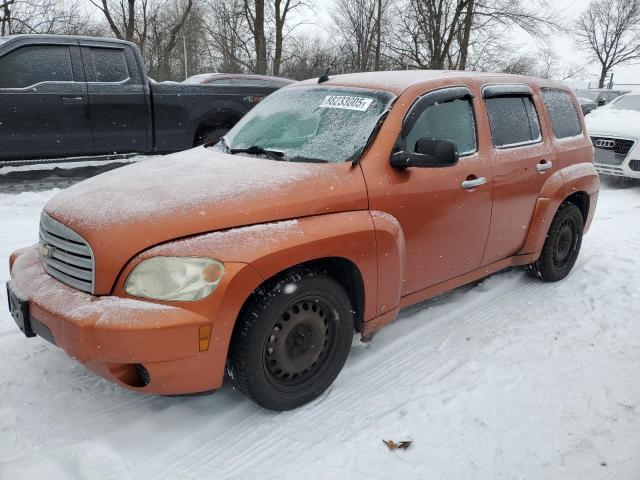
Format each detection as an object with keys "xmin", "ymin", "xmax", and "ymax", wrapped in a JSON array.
[
  {"xmin": 318, "ymin": 66, "xmax": 331, "ymax": 84},
  {"xmin": 318, "ymin": 43, "xmax": 349, "ymax": 84}
]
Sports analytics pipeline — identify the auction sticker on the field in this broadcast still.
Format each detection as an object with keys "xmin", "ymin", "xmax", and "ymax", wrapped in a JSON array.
[{"xmin": 319, "ymin": 95, "xmax": 373, "ymax": 111}]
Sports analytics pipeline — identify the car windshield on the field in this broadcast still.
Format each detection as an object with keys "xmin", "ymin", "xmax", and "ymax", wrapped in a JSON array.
[
  {"xmin": 609, "ymin": 95, "xmax": 640, "ymax": 112},
  {"xmin": 575, "ymin": 90, "xmax": 598, "ymax": 101},
  {"xmin": 222, "ymin": 85, "xmax": 395, "ymax": 163}
]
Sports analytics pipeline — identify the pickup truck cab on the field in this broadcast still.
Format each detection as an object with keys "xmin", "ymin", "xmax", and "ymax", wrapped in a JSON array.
[
  {"xmin": 0, "ymin": 35, "xmax": 283, "ymax": 163},
  {"xmin": 7, "ymin": 71, "xmax": 599, "ymax": 410}
]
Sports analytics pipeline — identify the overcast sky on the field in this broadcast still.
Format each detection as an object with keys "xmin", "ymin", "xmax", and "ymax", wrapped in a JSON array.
[{"xmin": 310, "ymin": 0, "xmax": 640, "ymax": 89}]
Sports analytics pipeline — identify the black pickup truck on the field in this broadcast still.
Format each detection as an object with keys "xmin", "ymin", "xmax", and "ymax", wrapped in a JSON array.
[{"xmin": 0, "ymin": 35, "xmax": 290, "ymax": 163}]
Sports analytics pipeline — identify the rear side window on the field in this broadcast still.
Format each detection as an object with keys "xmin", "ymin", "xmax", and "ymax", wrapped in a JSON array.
[
  {"xmin": 485, "ymin": 95, "xmax": 541, "ymax": 148},
  {"xmin": 542, "ymin": 89, "xmax": 582, "ymax": 139},
  {"xmin": 0, "ymin": 45, "xmax": 73, "ymax": 88},
  {"xmin": 406, "ymin": 98, "xmax": 477, "ymax": 155},
  {"xmin": 89, "ymin": 47, "xmax": 129, "ymax": 83}
]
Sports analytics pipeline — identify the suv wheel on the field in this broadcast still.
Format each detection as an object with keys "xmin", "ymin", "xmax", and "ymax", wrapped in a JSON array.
[
  {"xmin": 527, "ymin": 202, "xmax": 584, "ymax": 282},
  {"xmin": 227, "ymin": 269, "xmax": 354, "ymax": 410}
]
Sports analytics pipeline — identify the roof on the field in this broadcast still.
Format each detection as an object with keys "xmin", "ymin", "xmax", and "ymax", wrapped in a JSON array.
[
  {"xmin": 0, "ymin": 33, "xmax": 137, "ymax": 48},
  {"xmin": 294, "ymin": 70, "xmax": 567, "ymax": 95}
]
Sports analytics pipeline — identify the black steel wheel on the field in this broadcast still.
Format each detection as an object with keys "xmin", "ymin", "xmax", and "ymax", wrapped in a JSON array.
[
  {"xmin": 228, "ymin": 269, "xmax": 353, "ymax": 410},
  {"xmin": 527, "ymin": 202, "xmax": 584, "ymax": 282}
]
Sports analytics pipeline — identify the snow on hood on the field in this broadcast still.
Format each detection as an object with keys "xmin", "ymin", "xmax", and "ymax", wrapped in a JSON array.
[
  {"xmin": 585, "ymin": 108, "xmax": 640, "ymax": 139},
  {"xmin": 43, "ymin": 146, "xmax": 368, "ymax": 294}
]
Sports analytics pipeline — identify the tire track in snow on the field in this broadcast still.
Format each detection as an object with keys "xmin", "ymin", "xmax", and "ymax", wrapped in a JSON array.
[{"xmin": 150, "ymin": 270, "xmax": 553, "ymax": 480}]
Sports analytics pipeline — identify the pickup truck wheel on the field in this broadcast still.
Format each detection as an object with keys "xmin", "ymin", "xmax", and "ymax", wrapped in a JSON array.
[
  {"xmin": 227, "ymin": 270, "xmax": 353, "ymax": 411},
  {"xmin": 527, "ymin": 203, "xmax": 583, "ymax": 282},
  {"xmin": 195, "ymin": 127, "xmax": 229, "ymax": 146}
]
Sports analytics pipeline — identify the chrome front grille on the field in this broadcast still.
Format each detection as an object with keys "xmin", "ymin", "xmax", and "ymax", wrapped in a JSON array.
[{"xmin": 39, "ymin": 213, "xmax": 94, "ymax": 293}]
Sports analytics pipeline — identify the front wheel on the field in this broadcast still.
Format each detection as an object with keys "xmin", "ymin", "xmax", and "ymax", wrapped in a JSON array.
[
  {"xmin": 527, "ymin": 202, "xmax": 584, "ymax": 282},
  {"xmin": 227, "ymin": 270, "xmax": 354, "ymax": 411}
]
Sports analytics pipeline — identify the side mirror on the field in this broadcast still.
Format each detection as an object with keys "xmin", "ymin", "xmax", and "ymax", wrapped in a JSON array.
[
  {"xmin": 390, "ymin": 138, "xmax": 459, "ymax": 169},
  {"xmin": 597, "ymin": 99, "xmax": 606, "ymax": 107}
]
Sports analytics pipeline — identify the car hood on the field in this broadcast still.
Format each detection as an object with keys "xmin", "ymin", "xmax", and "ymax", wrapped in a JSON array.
[
  {"xmin": 585, "ymin": 108, "xmax": 640, "ymax": 139},
  {"xmin": 44, "ymin": 147, "xmax": 368, "ymax": 294}
]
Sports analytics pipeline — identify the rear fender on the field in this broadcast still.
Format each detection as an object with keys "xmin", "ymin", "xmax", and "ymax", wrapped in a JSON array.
[{"xmin": 520, "ymin": 163, "xmax": 599, "ymax": 255}]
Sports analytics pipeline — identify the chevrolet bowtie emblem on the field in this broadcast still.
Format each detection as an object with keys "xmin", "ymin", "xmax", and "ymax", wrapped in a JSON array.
[{"xmin": 39, "ymin": 242, "xmax": 54, "ymax": 258}]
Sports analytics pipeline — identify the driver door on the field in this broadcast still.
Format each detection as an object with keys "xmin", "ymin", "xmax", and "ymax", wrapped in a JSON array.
[{"xmin": 364, "ymin": 86, "xmax": 494, "ymax": 296}]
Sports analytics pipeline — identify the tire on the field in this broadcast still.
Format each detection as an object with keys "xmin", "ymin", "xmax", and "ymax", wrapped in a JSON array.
[
  {"xmin": 527, "ymin": 202, "xmax": 584, "ymax": 282},
  {"xmin": 227, "ymin": 269, "xmax": 354, "ymax": 411}
]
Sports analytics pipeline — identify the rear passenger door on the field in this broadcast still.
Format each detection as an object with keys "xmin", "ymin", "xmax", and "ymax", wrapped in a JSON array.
[
  {"xmin": 0, "ymin": 41, "xmax": 92, "ymax": 161},
  {"xmin": 481, "ymin": 84, "xmax": 558, "ymax": 265},
  {"xmin": 80, "ymin": 42, "xmax": 150, "ymax": 155}
]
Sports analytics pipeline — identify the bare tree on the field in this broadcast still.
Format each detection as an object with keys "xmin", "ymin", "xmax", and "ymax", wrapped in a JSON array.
[
  {"xmin": 272, "ymin": 0, "xmax": 309, "ymax": 76},
  {"xmin": 331, "ymin": 0, "xmax": 391, "ymax": 72},
  {"xmin": 244, "ymin": 0, "xmax": 268, "ymax": 73},
  {"xmin": 202, "ymin": 0, "xmax": 252, "ymax": 72},
  {"xmin": 0, "ymin": 0, "xmax": 16, "ymax": 36},
  {"xmin": 575, "ymin": 0, "xmax": 640, "ymax": 88},
  {"xmin": 1, "ymin": 0, "xmax": 97, "ymax": 36}
]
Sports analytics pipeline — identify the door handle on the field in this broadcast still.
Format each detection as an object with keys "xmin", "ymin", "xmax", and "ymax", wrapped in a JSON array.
[
  {"xmin": 61, "ymin": 96, "xmax": 86, "ymax": 104},
  {"xmin": 461, "ymin": 176, "xmax": 486, "ymax": 189},
  {"xmin": 536, "ymin": 159, "xmax": 553, "ymax": 172}
]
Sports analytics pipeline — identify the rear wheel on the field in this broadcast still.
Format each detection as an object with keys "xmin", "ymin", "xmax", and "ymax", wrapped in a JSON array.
[
  {"xmin": 228, "ymin": 269, "xmax": 353, "ymax": 411},
  {"xmin": 527, "ymin": 202, "xmax": 583, "ymax": 282}
]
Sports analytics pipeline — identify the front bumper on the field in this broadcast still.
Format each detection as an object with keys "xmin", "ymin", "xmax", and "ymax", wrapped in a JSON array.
[{"xmin": 7, "ymin": 245, "xmax": 252, "ymax": 394}]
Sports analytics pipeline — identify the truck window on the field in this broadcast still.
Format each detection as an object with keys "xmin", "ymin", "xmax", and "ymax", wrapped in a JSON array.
[
  {"xmin": 485, "ymin": 95, "xmax": 541, "ymax": 148},
  {"xmin": 405, "ymin": 98, "xmax": 477, "ymax": 156},
  {"xmin": 0, "ymin": 45, "xmax": 73, "ymax": 88},
  {"xmin": 89, "ymin": 47, "xmax": 129, "ymax": 83},
  {"xmin": 541, "ymin": 89, "xmax": 582, "ymax": 139}
]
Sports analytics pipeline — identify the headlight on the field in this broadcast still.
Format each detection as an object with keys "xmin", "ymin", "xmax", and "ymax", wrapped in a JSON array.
[{"xmin": 124, "ymin": 257, "xmax": 224, "ymax": 301}]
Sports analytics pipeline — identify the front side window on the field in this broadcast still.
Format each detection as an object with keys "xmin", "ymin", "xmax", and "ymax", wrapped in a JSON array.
[
  {"xmin": 224, "ymin": 86, "xmax": 395, "ymax": 163},
  {"xmin": 405, "ymin": 97, "xmax": 477, "ymax": 155},
  {"xmin": 89, "ymin": 47, "xmax": 129, "ymax": 83},
  {"xmin": 0, "ymin": 45, "xmax": 73, "ymax": 88},
  {"xmin": 485, "ymin": 95, "xmax": 541, "ymax": 148},
  {"xmin": 541, "ymin": 89, "xmax": 582, "ymax": 139}
]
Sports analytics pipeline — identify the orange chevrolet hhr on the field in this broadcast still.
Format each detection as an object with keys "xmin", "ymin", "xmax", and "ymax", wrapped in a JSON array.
[{"xmin": 7, "ymin": 71, "xmax": 599, "ymax": 410}]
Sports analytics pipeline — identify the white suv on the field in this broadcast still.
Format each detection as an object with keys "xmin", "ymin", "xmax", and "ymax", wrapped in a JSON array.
[{"xmin": 585, "ymin": 92, "xmax": 640, "ymax": 179}]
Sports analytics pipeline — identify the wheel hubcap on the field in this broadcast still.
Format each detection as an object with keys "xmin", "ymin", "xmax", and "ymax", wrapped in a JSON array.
[
  {"xmin": 553, "ymin": 219, "xmax": 576, "ymax": 267},
  {"xmin": 265, "ymin": 300, "xmax": 332, "ymax": 383}
]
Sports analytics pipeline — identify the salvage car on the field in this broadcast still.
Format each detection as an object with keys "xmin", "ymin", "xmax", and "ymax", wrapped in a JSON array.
[
  {"xmin": 7, "ymin": 71, "xmax": 599, "ymax": 410},
  {"xmin": 585, "ymin": 90, "xmax": 640, "ymax": 179},
  {"xmin": 0, "ymin": 35, "xmax": 284, "ymax": 163}
]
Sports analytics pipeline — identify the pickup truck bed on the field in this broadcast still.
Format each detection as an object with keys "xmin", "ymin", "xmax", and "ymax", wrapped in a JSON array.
[{"xmin": 0, "ymin": 34, "xmax": 285, "ymax": 162}]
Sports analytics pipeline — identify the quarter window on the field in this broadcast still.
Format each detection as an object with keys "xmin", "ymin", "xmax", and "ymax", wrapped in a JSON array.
[
  {"xmin": 0, "ymin": 45, "xmax": 73, "ymax": 88},
  {"xmin": 89, "ymin": 47, "xmax": 129, "ymax": 83},
  {"xmin": 541, "ymin": 89, "xmax": 582, "ymax": 139},
  {"xmin": 485, "ymin": 95, "xmax": 541, "ymax": 148},
  {"xmin": 406, "ymin": 98, "xmax": 477, "ymax": 155}
]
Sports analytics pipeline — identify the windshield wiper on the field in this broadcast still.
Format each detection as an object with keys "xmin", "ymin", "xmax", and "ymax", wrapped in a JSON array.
[{"xmin": 229, "ymin": 145, "xmax": 286, "ymax": 161}]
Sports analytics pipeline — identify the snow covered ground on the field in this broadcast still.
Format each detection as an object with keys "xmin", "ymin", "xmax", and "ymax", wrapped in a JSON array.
[{"xmin": 0, "ymin": 178, "xmax": 639, "ymax": 480}]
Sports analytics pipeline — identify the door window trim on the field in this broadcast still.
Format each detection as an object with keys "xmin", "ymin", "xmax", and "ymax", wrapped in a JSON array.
[
  {"xmin": 0, "ymin": 43, "xmax": 77, "ymax": 90},
  {"xmin": 399, "ymin": 85, "xmax": 479, "ymax": 158},
  {"xmin": 540, "ymin": 87, "xmax": 584, "ymax": 142},
  {"xmin": 482, "ymin": 85, "xmax": 544, "ymax": 150},
  {"xmin": 81, "ymin": 44, "xmax": 132, "ymax": 84}
]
